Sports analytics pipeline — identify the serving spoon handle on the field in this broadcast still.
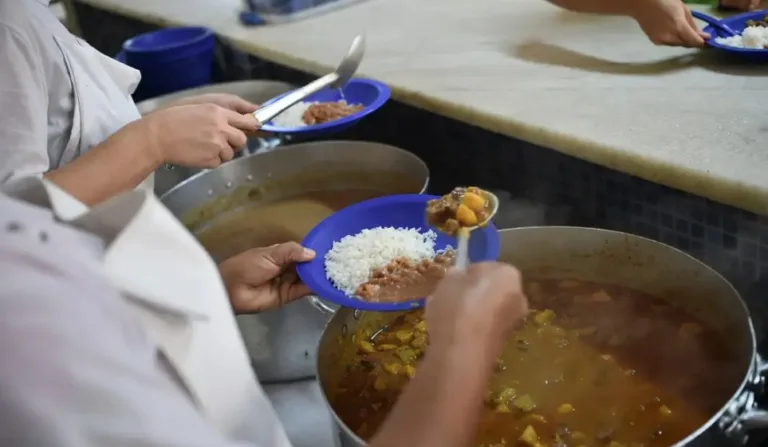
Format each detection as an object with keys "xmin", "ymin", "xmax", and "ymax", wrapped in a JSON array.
[
  {"xmin": 454, "ymin": 228, "xmax": 470, "ymax": 270},
  {"xmin": 253, "ymin": 73, "xmax": 338, "ymax": 124}
]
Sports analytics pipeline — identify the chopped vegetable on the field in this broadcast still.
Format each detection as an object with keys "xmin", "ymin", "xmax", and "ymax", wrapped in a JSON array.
[
  {"xmin": 519, "ymin": 425, "xmax": 539, "ymax": 446},
  {"xmin": 462, "ymin": 191, "xmax": 486, "ymax": 212},
  {"xmin": 411, "ymin": 333, "xmax": 428, "ymax": 348},
  {"xmin": 557, "ymin": 403, "xmax": 574, "ymax": 414},
  {"xmin": 528, "ymin": 414, "xmax": 547, "ymax": 423},
  {"xmin": 373, "ymin": 377, "xmax": 388, "ymax": 391},
  {"xmin": 358, "ymin": 340, "xmax": 375, "ymax": 353},
  {"xmin": 383, "ymin": 363, "xmax": 402, "ymax": 375},
  {"xmin": 396, "ymin": 346, "xmax": 418, "ymax": 363},
  {"xmin": 456, "ymin": 203, "xmax": 478, "ymax": 226},
  {"xmin": 495, "ymin": 388, "xmax": 517, "ymax": 404},
  {"xmin": 513, "ymin": 394, "xmax": 537, "ymax": 412},
  {"xmin": 394, "ymin": 330, "xmax": 414, "ymax": 344},
  {"xmin": 533, "ymin": 309, "xmax": 556, "ymax": 326}
]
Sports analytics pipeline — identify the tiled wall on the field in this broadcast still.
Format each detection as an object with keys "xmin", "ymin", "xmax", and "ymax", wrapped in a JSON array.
[{"xmin": 75, "ymin": 3, "xmax": 768, "ymax": 351}]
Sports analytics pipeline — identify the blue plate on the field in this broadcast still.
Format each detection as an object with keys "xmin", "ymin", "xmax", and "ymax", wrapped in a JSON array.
[
  {"xmin": 260, "ymin": 78, "xmax": 391, "ymax": 137},
  {"xmin": 297, "ymin": 194, "xmax": 500, "ymax": 312},
  {"xmin": 700, "ymin": 9, "xmax": 768, "ymax": 61}
]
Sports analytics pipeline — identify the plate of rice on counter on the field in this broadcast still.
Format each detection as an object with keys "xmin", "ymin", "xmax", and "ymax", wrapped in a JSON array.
[
  {"xmin": 296, "ymin": 194, "xmax": 500, "ymax": 311},
  {"xmin": 260, "ymin": 78, "xmax": 391, "ymax": 137},
  {"xmin": 701, "ymin": 10, "xmax": 768, "ymax": 60}
]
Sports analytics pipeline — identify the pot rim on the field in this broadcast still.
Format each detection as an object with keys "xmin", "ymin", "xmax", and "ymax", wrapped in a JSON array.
[
  {"xmin": 315, "ymin": 226, "xmax": 759, "ymax": 447},
  {"xmin": 158, "ymin": 140, "xmax": 430, "ymax": 203}
]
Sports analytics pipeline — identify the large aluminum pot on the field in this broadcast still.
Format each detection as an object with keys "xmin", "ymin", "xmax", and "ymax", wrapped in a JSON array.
[
  {"xmin": 317, "ymin": 227, "xmax": 768, "ymax": 446},
  {"xmin": 137, "ymin": 80, "xmax": 296, "ymax": 196},
  {"xmin": 160, "ymin": 140, "xmax": 429, "ymax": 383}
]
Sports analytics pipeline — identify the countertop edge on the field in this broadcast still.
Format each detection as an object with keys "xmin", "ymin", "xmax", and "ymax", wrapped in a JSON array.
[{"xmin": 73, "ymin": 0, "xmax": 768, "ymax": 215}]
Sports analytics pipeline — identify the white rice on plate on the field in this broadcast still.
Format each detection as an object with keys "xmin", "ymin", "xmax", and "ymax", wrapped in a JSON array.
[
  {"xmin": 269, "ymin": 101, "xmax": 315, "ymax": 128},
  {"xmin": 715, "ymin": 26, "xmax": 768, "ymax": 49},
  {"xmin": 325, "ymin": 227, "xmax": 442, "ymax": 296}
]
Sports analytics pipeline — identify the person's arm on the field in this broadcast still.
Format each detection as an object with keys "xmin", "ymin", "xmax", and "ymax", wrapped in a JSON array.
[
  {"xmin": 369, "ymin": 341, "xmax": 495, "ymax": 447},
  {"xmin": 44, "ymin": 119, "xmax": 161, "ymax": 206},
  {"xmin": 545, "ymin": 0, "xmax": 634, "ymax": 14}
]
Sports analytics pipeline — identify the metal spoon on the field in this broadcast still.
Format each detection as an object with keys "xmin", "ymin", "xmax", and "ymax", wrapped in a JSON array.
[
  {"xmin": 253, "ymin": 35, "xmax": 366, "ymax": 125},
  {"xmin": 454, "ymin": 190, "xmax": 499, "ymax": 269}
]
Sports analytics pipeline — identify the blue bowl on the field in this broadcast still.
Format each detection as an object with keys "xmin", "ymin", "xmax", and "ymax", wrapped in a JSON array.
[
  {"xmin": 702, "ymin": 10, "xmax": 768, "ymax": 61},
  {"xmin": 296, "ymin": 194, "xmax": 500, "ymax": 312},
  {"xmin": 260, "ymin": 78, "xmax": 391, "ymax": 137}
]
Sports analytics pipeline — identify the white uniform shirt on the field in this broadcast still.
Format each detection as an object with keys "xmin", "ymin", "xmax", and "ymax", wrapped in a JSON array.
[
  {"xmin": 0, "ymin": 179, "xmax": 294, "ymax": 447},
  {"xmin": 0, "ymin": 0, "xmax": 153, "ymax": 191}
]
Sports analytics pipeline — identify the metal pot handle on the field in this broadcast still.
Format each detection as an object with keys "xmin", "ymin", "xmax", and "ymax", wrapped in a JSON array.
[
  {"xmin": 720, "ymin": 355, "xmax": 768, "ymax": 444},
  {"xmin": 307, "ymin": 295, "xmax": 337, "ymax": 316}
]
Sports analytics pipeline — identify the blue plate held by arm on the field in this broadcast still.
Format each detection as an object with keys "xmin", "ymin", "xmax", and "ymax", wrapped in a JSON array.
[
  {"xmin": 259, "ymin": 78, "xmax": 391, "ymax": 137},
  {"xmin": 296, "ymin": 194, "xmax": 500, "ymax": 312}
]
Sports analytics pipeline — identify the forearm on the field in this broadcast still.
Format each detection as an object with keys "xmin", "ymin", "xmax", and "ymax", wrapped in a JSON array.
[
  {"xmin": 44, "ymin": 120, "xmax": 161, "ymax": 206},
  {"xmin": 369, "ymin": 343, "xmax": 494, "ymax": 447},
  {"xmin": 546, "ymin": 0, "xmax": 635, "ymax": 15}
]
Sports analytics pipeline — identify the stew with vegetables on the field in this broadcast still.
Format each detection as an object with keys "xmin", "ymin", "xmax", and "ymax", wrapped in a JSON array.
[{"xmin": 331, "ymin": 278, "xmax": 740, "ymax": 447}]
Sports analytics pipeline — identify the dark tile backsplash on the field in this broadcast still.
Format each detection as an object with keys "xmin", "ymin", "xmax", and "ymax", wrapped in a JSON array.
[{"xmin": 76, "ymin": 2, "xmax": 768, "ymax": 348}]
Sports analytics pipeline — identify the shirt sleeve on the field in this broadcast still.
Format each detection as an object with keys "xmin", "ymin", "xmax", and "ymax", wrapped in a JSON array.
[
  {"xmin": 0, "ymin": 203, "xmax": 257, "ymax": 447},
  {"xmin": 0, "ymin": 24, "xmax": 50, "ymax": 186}
]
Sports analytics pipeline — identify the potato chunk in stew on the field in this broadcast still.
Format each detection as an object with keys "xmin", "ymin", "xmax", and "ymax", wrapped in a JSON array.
[
  {"xmin": 426, "ymin": 186, "xmax": 493, "ymax": 236},
  {"xmin": 331, "ymin": 278, "xmax": 741, "ymax": 446}
]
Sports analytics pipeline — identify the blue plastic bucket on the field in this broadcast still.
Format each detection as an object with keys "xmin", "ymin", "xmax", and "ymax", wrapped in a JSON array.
[{"xmin": 121, "ymin": 27, "xmax": 215, "ymax": 100}]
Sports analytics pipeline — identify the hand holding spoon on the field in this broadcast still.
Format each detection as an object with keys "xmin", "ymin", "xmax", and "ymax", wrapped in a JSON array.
[{"xmin": 426, "ymin": 187, "xmax": 499, "ymax": 269}]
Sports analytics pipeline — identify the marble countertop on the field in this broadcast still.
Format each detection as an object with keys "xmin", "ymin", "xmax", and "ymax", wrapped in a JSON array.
[{"xmin": 76, "ymin": 0, "xmax": 768, "ymax": 214}]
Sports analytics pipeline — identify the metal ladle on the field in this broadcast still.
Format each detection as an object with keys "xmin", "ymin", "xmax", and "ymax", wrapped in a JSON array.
[
  {"xmin": 454, "ymin": 190, "xmax": 499, "ymax": 269},
  {"xmin": 253, "ymin": 34, "xmax": 366, "ymax": 125}
]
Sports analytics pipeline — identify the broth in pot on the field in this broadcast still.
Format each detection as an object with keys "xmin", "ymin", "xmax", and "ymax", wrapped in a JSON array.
[
  {"xmin": 332, "ymin": 278, "xmax": 741, "ymax": 447},
  {"xmin": 194, "ymin": 189, "xmax": 386, "ymax": 260}
]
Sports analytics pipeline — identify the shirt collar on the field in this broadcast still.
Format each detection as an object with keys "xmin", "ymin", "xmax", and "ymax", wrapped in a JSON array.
[{"xmin": 35, "ymin": 0, "xmax": 52, "ymax": 6}]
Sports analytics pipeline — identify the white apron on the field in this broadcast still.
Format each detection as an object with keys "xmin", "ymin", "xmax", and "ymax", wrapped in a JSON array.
[
  {"xmin": 53, "ymin": 35, "xmax": 155, "ymax": 192},
  {"xmin": 10, "ymin": 178, "xmax": 292, "ymax": 446}
]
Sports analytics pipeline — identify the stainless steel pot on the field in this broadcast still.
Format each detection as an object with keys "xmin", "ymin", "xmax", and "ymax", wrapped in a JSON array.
[
  {"xmin": 316, "ymin": 227, "xmax": 768, "ymax": 446},
  {"xmin": 160, "ymin": 140, "xmax": 429, "ymax": 383},
  {"xmin": 137, "ymin": 80, "xmax": 297, "ymax": 196}
]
